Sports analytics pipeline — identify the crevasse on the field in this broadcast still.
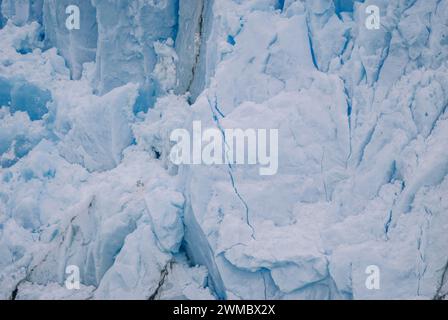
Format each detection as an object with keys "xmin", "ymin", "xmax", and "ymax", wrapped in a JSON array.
[{"xmin": 0, "ymin": 0, "xmax": 447, "ymax": 300}]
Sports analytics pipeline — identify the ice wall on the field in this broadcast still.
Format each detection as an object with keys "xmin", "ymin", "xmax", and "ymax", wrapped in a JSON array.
[
  {"xmin": 0, "ymin": 4, "xmax": 214, "ymax": 300},
  {"xmin": 174, "ymin": 0, "xmax": 205, "ymax": 97},
  {"xmin": 43, "ymin": 0, "xmax": 98, "ymax": 80},
  {"xmin": 169, "ymin": 0, "xmax": 448, "ymax": 299},
  {"xmin": 174, "ymin": 0, "xmax": 217, "ymax": 103},
  {"xmin": 0, "ymin": 0, "xmax": 447, "ymax": 300},
  {"xmin": 1, "ymin": 0, "xmax": 43, "ymax": 26},
  {"xmin": 92, "ymin": 0, "xmax": 179, "ymax": 102},
  {"xmin": 0, "ymin": 1, "xmax": 5, "ymax": 28}
]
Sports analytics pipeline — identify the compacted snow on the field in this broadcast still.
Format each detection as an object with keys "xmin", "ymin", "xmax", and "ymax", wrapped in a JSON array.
[{"xmin": 0, "ymin": 0, "xmax": 447, "ymax": 300}]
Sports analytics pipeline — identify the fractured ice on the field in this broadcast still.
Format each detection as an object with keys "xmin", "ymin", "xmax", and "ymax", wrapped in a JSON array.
[{"xmin": 0, "ymin": 0, "xmax": 447, "ymax": 300}]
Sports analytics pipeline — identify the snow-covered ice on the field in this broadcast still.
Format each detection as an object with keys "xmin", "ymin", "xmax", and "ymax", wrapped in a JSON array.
[{"xmin": 0, "ymin": 0, "xmax": 447, "ymax": 300}]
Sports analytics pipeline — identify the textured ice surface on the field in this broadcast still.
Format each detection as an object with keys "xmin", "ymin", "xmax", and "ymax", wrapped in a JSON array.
[
  {"xmin": 1, "ymin": 0, "xmax": 43, "ymax": 26},
  {"xmin": 92, "ymin": 0, "xmax": 178, "ymax": 102},
  {"xmin": 0, "ymin": 0, "xmax": 447, "ymax": 300},
  {"xmin": 43, "ymin": 0, "xmax": 97, "ymax": 80}
]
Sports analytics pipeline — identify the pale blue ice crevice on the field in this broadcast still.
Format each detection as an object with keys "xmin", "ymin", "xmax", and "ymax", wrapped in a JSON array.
[
  {"xmin": 175, "ymin": 0, "xmax": 215, "ymax": 104},
  {"xmin": 205, "ymin": 94, "xmax": 256, "ymax": 240},
  {"xmin": 181, "ymin": 197, "xmax": 227, "ymax": 300}
]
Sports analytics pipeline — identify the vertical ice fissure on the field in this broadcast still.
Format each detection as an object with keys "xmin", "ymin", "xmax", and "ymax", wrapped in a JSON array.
[
  {"xmin": 207, "ymin": 95, "xmax": 256, "ymax": 240},
  {"xmin": 434, "ymin": 259, "xmax": 448, "ymax": 300},
  {"xmin": 185, "ymin": 0, "xmax": 205, "ymax": 101}
]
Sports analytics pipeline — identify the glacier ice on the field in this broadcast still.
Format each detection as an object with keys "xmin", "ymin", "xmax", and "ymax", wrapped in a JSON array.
[
  {"xmin": 0, "ymin": 0, "xmax": 447, "ymax": 300},
  {"xmin": 92, "ymin": 0, "xmax": 178, "ymax": 100},
  {"xmin": 43, "ymin": 0, "xmax": 98, "ymax": 80},
  {"xmin": 1, "ymin": 0, "xmax": 43, "ymax": 26}
]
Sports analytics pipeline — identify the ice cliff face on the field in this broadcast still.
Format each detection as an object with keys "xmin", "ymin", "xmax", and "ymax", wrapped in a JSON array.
[{"xmin": 0, "ymin": 0, "xmax": 447, "ymax": 300}]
